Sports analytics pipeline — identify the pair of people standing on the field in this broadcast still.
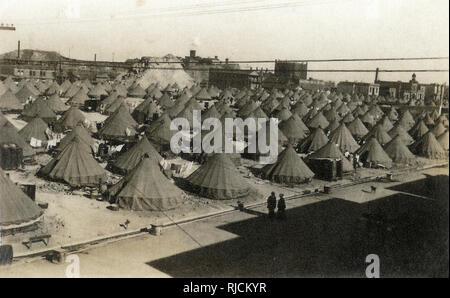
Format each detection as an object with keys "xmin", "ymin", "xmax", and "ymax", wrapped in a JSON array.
[{"xmin": 267, "ymin": 192, "xmax": 286, "ymax": 220}]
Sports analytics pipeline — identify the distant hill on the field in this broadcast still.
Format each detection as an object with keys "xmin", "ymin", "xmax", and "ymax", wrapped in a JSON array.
[{"xmin": 0, "ymin": 49, "xmax": 73, "ymax": 61}]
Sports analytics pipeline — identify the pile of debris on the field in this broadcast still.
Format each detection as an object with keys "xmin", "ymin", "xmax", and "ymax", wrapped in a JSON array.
[{"xmin": 134, "ymin": 54, "xmax": 195, "ymax": 89}]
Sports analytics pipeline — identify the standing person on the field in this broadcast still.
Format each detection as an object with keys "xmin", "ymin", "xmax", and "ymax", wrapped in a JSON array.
[
  {"xmin": 267, "ymin": 192, "xmax": 277, "ymax": 220},
  {"xmin": 277, "ymin": 194, "xmax": 286, "ymax": 220}
]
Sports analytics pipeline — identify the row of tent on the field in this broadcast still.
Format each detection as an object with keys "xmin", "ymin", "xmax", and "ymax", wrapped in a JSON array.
[{"xmin": 1, "ymin": 77, "xmax": 449, "ymax": 228}]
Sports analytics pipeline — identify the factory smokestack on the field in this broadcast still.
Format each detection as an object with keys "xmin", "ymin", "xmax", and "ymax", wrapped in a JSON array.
[{"xmin": 17, "ymin": 40, "xmax": 20, "ymax": 59}]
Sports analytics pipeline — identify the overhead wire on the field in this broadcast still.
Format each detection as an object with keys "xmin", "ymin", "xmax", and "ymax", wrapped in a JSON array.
[{"xmin": 9, "ymin": 0, "xmax": 354, "ymax": 26}]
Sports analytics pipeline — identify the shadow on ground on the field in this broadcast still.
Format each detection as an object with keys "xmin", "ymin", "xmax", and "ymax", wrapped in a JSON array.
[{"xmin": 148, "ymin": 175, "xmax": 449, "ymax": 277}]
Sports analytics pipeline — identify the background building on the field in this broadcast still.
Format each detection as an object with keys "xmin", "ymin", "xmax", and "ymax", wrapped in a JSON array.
[
  {"xmin": 274, "ymin": 60, "xmax": 308, "ymax": 82},
  {"xmin": 299, "ymin": 78, "xmax": 336, "ymax": 91},
  {"xmin": 424, "ymin": 83, "xmax": 447, "ymax": 106},
  {"xmin": 1, "ymin": 49, "xmax": 130, "ymax": 82},
  {"xmin": 377, "ymin": 73, "xmax": 426, "ymax": 101},
  {"xmin": 182, "ymin": 50, "xmax": 239, "ymax": 86},
  {"xmin": 337, "ymin": 81, "xmax": 380, "ymax": 96},
  {"xmin": 209, "ymin": 69, "xmax": 262, "ymax": 90}
]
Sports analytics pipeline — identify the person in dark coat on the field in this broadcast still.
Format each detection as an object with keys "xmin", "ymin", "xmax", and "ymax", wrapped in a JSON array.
[
  {"xmin": 267, "ymin": 192, "xmax": 277, "ymax": 219},
  {"xmin": 277, "ymin": 194, "xmax": 286, "ymax": 220}
]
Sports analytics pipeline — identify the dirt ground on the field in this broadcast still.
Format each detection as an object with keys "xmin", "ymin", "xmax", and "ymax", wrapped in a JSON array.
[
  {"xmin": 1, "ymin": 112, "xmax": 448, "ymax": 265},
  {"xmin": 0, "ymin": 165, "xmax": 447, "ymax": 278},
  {"xmin": 2, "ymin": 151, "xmax": 446, "ymax": 257}
]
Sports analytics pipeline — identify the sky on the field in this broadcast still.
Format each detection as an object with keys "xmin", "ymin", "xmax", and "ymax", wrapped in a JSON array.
[{"xmin": 0, "ymin": 0, "xmax": 448, "ymax": 84}]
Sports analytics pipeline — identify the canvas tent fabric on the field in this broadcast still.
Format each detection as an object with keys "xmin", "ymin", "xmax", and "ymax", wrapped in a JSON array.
[
  {"xmin": 409, "ymin": 119, "xmax": 429, "ymax": 141},
  {"xmin": 356, "ymin": 138, "xmax": 392, "ymax": 168},
  {"xmin": 291, "ymin": 113, "xmax": 309, "ymax": 135},
  {"xmin": 238, "ymin": 101, "xmax": 258, "ymax": 118},
  {"xmin": 329, "ymin": 123, "xmax": 360, "ymax": 153},
  {"xmin": 46, "ymin": 93, "xmax": 69, "ymax": 113},
  {"xmin": 158, "ymin": 93, "xmax": 175, "ymax": 109},
  {"xmin": 186, "ymin": 154, "xmax": 257, "ymax": 200},
  {"xmin": 18, "ymin": 117, "xmax": 49, "ymax": 143},
  {"xmin": 410, "ymin": 131, "xmax": 447, "ymax": 160},
  {"xmin": 147, "ymin": 116, "xmax": 176, "ymax": 149},
  {"xmin": 324, "ymin": 108, "xmax": 341, "ymax": 123},
  {"xmin": 175, "ymin": 104, "xmax": 196, "ymax": 127},
  {"xmin": 108, "ymin": 156, "xmax": 186, "ymax": 211},
  {"xmin": 398, "ymin": 110, "xmax": 416, "ymax": 131},
  {"xmin": 247, "ymin": 106, "xmax": 269, "ymax": 121},
  {"xmin": 437, "ymin": 130, "xmax": 449, "ymax": 151},
  {"xmin": 0, "ymin": 90, "xmax": 23, "ymax": 111},
  {"xmin": 202, "ymin": 105, "xmax": 222, "ymax": 120},
  {"xmin": 436, "ymin": 114, "xmax": 449, "ymax": 127},
  {"xmin": 388, "ymin": 125, "xmax": 414, "ymax": 146},
  {"xmin": 0, "ymin": 118, "xmax": 34, "ymax": 157},
  {"xmin": 57, "ymin": 124, "xmax": 96, "ymax": 153},
  {"xmin": 38, "ymin": 135, "xmax": 107, "ymax": 187},
  {"xmin": 54, "ymin": 107, "xmax": 86, "ymax": 133},
  {"xmin": 15, "ymin": 84, "xmax": 40, "ymax": 103},
  {"xmin": 166, "ymin": 100, "xmax": 186, "ymax": 118},
  {"xmin": 2, "ymin": 77, "xmax": 17, "ymax": 93},
  {"xmin": 347, "ymin": 117, "xmax": 369, "ymax": 139},
  {"xmin": 146, "ymin": 87, "xmax": 164, "ymax": 99},
  {"xmin": 384, "ymin": 136, "xmax": 417, "ymax": 164},
  {"xmin": 112, "ymin": 137, "xmax": 163, "ymax": 174},
  {"xmin": 262, "ymin": 97, "xmax": 280, "ymax": 114},
  {"xmin": 364, "ymin": 124, "xmax": 392, "ymax": 146},
  {"xmin": 60, "ymin": 80, "xmax": 72, "ymax": 94},
  {"xmin": 423, "ymin": 113, "xmax": 435, "ymax": 126},
  {"xmin": 104, "ymin": 96, "xmax": 126, "ymax": 115},
  {"xmin": 0, "ymin": 81, "xmax": 8, "ymax": 96},
  {"xmin": 387, "ymin": 107, "xmax": 399, "ymax": 121},
  {"xmin": 101, "ymin": 91, "xmax": 120, "ymax": 108},
  {"xmin": 261, "ymin": 145, "xmax": 314, "ymax": 184},
  {"xmin": 98, "ymin": 104, "xmax": 138, "ymax": 141},
  {"xmin": 274, "ymin": 107, "xmax": 292, "ymax": 121},
  {"xmin": 279, "ymin": 116, "xmax": 308, "ymax": 143},
  {"xmin": 88, "ymin": 84, "xmax": 108, "ymax": 98},
  {"xmin": 308, "ymin": 141, "xmax": 354, "ymax": 172},
  {"xmin": 195, "ymin": 87, "xmax": 212, "ymax": 101},
  {"xmin": 0, "ymin": 168, "xmax": 43, "ymax": 227},
  {"xmin": 298, "ymin": 127, "xmax": 329, "ymax": 153},
  {"xmin": 132, "ymin": 99, "xmax": 160, "ymax": 123},
  {"xmin": 307, "ymin": 111, "xmax": 329, "ymax": 129},
  {"xmin": 146, "ymin": 112, "xmax": 171, "ymax": 134},
  {"xmin": 45, "ymin": 81, "xmax": 62, "ymax": 95},
  {"xmin": 128, "ymin": 85, "xmax": 147, "ymax": 98},
  {"xmin": 292, "ymin": 101, "xmax": 309, "ymax": 118},
  {"xmin": 431, "ymin": 122, "xmax": 446, "ymax": 137},
  {"xmin": 327, "ymin": 119, "xmax": 341, "ymax": 133},
  {"xmin": 360, "ymin": 111, "xmax": 376, "ymax": 127},
  {"xmin": 21, "ymin": 98, "xmax": 57, "ymax": 123},
  {"xmin": 67, "ymin": 88, "xmax": 89, "ymax": 107},
  {"xmin": 64, "ymin": 84, "xmax": 81, "ymax": 98},
  {"xmin": 378, "ymin": 115, "xmax": 394, "ymax": 132}
]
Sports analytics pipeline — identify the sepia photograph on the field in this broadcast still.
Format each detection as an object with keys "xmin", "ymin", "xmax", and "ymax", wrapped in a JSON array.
[{"xmin": 0, "ymin": 0, "xmax": 448, "ymax": 284}]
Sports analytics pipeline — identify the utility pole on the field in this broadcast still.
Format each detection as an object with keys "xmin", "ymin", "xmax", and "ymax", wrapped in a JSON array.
[{"xmin": 0, "ymin": 24, "xmax": 17, "ymax": 80}]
